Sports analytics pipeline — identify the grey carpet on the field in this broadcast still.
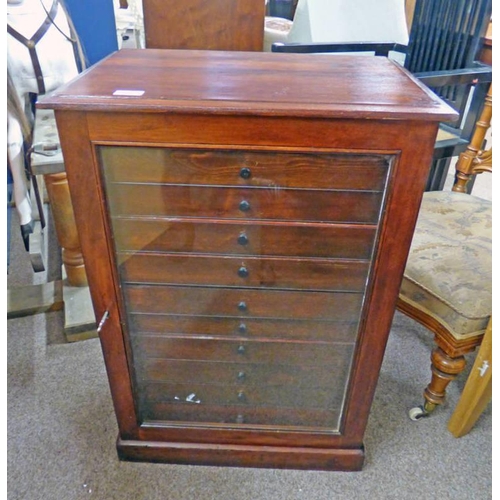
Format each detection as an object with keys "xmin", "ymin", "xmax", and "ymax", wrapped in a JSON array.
[{"xmin": 7, "ymin": 208, "xmax": 492, "ymax": 500}]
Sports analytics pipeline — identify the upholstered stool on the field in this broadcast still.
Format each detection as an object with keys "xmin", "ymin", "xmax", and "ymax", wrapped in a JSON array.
[
  {"xmin": 400, "ymin": 191, "xmax": 491, "ymax": 340},
  {"xmin": 398, "ymin": 190, "xmax": 492, "ymax": 420}
]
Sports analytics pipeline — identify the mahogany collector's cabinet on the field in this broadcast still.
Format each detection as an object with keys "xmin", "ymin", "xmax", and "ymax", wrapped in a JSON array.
[{"xmin": 39, "ymin": 49, "xmax": 455, "ymax": 471}]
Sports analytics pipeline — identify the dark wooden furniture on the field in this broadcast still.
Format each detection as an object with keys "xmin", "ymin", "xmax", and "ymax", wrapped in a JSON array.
[
  {"xmin": 273, "ymin": 0, "xmax": 492, "ymax": 192},
  {"xmin": 267, "ymin": 0, "xmax": 298, "ymax": 19},
  {"xmin": 405, "ymin": 0, "xmax": 492, "ymax": 191},
  {"xmin": 478, "ymin": 20, "xmax": 492, "ymax": 66},
  {"xmin": 38, "ymin": 49, "xmax": 455, "ymax": 471},
  {"xmin": 141, "ymin": 0, "xmax": 265, "ymax": 51}
]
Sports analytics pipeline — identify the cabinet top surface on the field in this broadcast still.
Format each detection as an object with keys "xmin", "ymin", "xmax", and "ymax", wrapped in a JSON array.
[{"xmin": 38, "ymin": 49, "xmax": 456, "ymax": 121}]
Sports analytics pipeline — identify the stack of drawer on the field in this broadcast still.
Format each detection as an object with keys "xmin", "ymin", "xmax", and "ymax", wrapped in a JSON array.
[{"xmin": 99, "ymin": 145, "xmax": 391, "ymax": 430}]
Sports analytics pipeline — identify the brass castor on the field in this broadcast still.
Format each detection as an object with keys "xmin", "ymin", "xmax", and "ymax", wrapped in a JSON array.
[{"xmin": 408, "ymin": 402, "xmax": 437, "ymax": 421}]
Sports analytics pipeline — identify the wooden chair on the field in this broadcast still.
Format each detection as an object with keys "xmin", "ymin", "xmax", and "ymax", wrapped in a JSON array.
[{"xmin": 397, "ymin": 84, "xmax": 492, "ymax": 420}]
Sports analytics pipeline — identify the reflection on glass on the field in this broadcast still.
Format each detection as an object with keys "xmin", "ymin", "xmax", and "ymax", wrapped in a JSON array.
[{"xmin": 98, "ymin": 145, "xmax": 391, "ymax": 431}]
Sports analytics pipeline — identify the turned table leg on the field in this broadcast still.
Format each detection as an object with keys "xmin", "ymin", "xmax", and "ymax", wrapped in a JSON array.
[
  {"xmin": 22, "ymin": 109, "xmax": 96, "ymax": 341},
  {"xmin": 43, "ymin": 171, "xmax": 87, "ymax": 287}
]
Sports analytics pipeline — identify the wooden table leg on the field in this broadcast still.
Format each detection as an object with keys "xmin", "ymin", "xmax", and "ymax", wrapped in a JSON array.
[
  {"xmin": 448, "ymin": 318, "xmax": 492, "ymax": 438},
  {"xmin": 11, "ymin": 109, "xmax": 98, "ymax": 342},
  {"xmin": 43, "ymin": 171, "xmax": 97, "ymax": 341},
  {"xmin": 43, "ymin": 171, "xmax": 88, "ymax": 287}
]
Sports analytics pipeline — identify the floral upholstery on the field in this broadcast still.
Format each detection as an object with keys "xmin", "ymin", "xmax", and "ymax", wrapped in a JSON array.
[{"xmin": 399, "ymin": 191, "xmax": 492, "ymax": 340}]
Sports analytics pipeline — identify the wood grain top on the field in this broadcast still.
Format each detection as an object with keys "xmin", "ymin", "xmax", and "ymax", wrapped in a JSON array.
[{"xmin": 38, "ymin": 49, "xmax": 457, "ymax": 121}]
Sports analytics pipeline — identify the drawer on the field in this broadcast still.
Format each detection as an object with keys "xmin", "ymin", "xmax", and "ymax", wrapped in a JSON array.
[
  {"xmin": 112, "ymin": 218, "xmax": 378, "ymax": 260},
  {"xmin": 106, "ymin": 183, "xmax": 384, "ymax": 223},
  {"xmin": 141, "ymin": 381, "xmax": 346, "ymax": 409},
  {"xmin": 100, "ymin": 146, "xmax": 390, "ymax": 191},
  {"xmin": 139, "ymin": 358, "xmax": 352, "ymax": 388},
  {"xmin": 131, "ymin": 335, "xmax": 353, "ymax": 365},
  {"xmin": 123, "ymin": 285, "xmax": 364, "ymax": 321},
  {"xmin": 129, "ymin": 314, "xmax": 360, "ymax": 342},
  {"xmin": 118, "ymin": 253, "xmax": 370, "ymax": 292},
  {"xmin": 142, "ymin": 402, "xmax": 342, "ymax": 429}
]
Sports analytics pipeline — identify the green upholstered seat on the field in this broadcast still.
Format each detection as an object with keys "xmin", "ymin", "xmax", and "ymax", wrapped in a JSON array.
[{"xmin": 399, "ymin": 191, "xmax": 492, "ymax": 340}]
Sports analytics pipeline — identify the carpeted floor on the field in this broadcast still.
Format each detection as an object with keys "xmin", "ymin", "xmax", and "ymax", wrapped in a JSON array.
[{"xmin": 7, "ymin": 195, "xmax": 492, "ymax": 500}]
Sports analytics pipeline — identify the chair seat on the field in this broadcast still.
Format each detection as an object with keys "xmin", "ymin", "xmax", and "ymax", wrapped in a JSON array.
[{"xmin": 399, "ymin": 191, "xmax": 491, "ymax": 340}]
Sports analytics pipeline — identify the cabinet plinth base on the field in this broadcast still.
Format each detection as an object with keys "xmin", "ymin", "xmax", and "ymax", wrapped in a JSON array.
[{"xmin": 116, "ymin": 437, "xmax": 365, "ymax": 471}]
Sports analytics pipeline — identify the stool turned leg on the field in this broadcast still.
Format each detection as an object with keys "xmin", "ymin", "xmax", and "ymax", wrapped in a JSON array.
[
  {"xmin": 425, "ymin": 347, "xmax": 467, "ymax": 406},
  {"xmin": 409, "ymin": 347, "xmax": 467, "ymax": 420},
  {"xmin": 44, "ymin": 171, "xmax": 88, "ymax": 287}
]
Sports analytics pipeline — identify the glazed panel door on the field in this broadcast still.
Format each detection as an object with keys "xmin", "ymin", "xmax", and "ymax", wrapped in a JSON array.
[{"xmin": 98, "ymin": 144, "xmax": 393, "ymax": 432}]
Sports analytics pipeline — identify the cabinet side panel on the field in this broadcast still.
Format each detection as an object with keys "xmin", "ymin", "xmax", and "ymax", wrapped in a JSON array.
[
  {"xmin": 53, "ymin": 110, "xmax": 139, "ymax": 439},
  {"xmin": 340, "ymin": 121, "xmax": 439, "ymax": 439}
]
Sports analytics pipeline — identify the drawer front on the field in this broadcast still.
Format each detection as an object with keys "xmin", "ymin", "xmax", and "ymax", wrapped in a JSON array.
[
  {"xmin": 132, "ymin": 335, "xmax": 353, "ymax": 365},
  {"xmin": 129, "ymin": 314, "xmax": 360, "ymax": 342},
  {"xmin": 106, "ymin": 183, "xmax": 384, "ymax": 224},
  {"xmin": 124, "ymin": 285, "xmax": 364, "ymax": 321},
  {"xmin": 140, "ymin": 358, "xmax": 352, "ymax": 388},
  {"xmin": 118, "ymin": 253, "xmax": 370, "ymax": 292},
  {"xmin": 100, "ymin": 146, "xmax": 390, "ymax": 191},
  {"xmin": 141, "ymin": 381, "xmax": 345, "ymax": 409},
  {"xmin": 142, "ymin": 402, "xmax": 342, "ymax": 429},
  {"xmin": 112, "ymin": 218, "xmax": 378, "ymax": 260},
  {"xmin": 134, "ymin": 339, "xmax": 353, "ymax": 411}
]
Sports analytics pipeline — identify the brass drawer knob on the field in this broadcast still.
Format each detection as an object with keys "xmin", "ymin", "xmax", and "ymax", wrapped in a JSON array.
[
  {"xmin": 240, "ymin": 167, "xmax": 252, "ymax": 179},
  {"xmin": 238, "ymin": 266, "xmax": 249, "ymax": 278},
  {"xmin": 238, "ymin": 301, "xmax": 247, "ymax": 312},
  {"xmin": 237, "ymin": 390, "xmax": 246, "ymax": 401},
  {"xmin": 237, "ymin": 371, "xmax": 246, "ymax": 381},
  {"xmin": 238, "ymin": 323, "xmax": 247, "ymax": 334},
  {"xmin": 239, "ymin": 200, "xmax": 251, "ymax": 212},
  {"xmin": 237, "ymin": 345, "xmax": 246, "ymax": 355}
]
